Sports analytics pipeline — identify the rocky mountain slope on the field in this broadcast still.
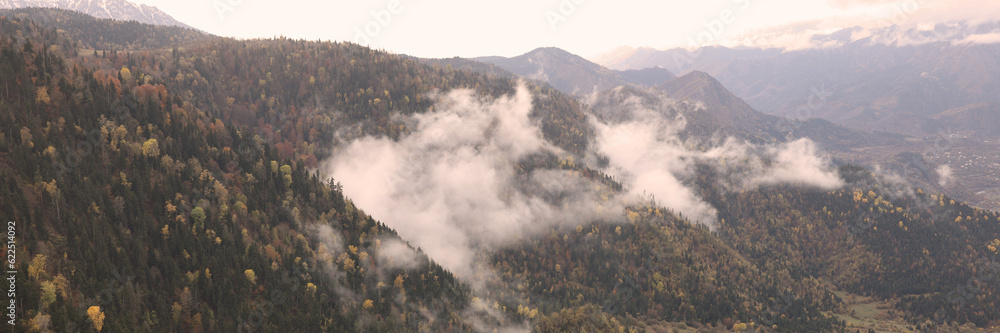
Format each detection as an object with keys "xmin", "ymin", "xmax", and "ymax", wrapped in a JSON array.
[{"xmin": 0, "ymin": 0, "xmax": 192, "ymax": 28}]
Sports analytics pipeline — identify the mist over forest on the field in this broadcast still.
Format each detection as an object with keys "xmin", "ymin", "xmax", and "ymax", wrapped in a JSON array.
[{"xmin": 2, "ymin": 1, "xmax": 1000, "ymax": 332}]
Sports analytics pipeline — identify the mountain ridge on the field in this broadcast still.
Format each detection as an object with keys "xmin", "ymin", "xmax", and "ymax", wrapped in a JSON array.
[
  {"xmin": 3, "ymin": 9, "xmax": 999, "ymax": 332},
  {"xmin": 0, "ymin": 0, "xmax": 193, "ymax": 29},
  {"xmin": 474, "ymin": 47, "xmax": 633, "ymax": 95},
  {"xmin": 614, "ymin": 66, "xmax": 676, "ymax": 87},
  {"xmin": 466, "ymin": 46, "xmax": 908, "ymax": 155},
  {"xmin": 591, "ymin": 26, "xmax": 1000, "ymax": 210},
  {"xmin": 593, "ymin": 23, "xmax": 1000, "ymax": 138}
]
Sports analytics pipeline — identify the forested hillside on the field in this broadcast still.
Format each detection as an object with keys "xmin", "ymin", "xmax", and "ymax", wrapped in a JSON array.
[
  {"xmin": 1, "ymin": 9, "xmax": 998, "ymax": 333},
  {"xmin": 3, "ymin": 8, "xmax": 208, "ymax": 50},
  {"xmin": 0, "ymin": 12, "xmax": 475, "ymax": 332},
  {"xmin": 706, "ymin": 166, "xmax": 1000, "ymax": 329}
]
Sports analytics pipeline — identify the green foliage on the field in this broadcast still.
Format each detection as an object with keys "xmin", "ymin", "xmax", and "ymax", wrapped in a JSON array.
[
  {"xmin": 493, "ymin": 205, "xmax": 843, "ymax": 332},
  {"xmin": 190, "ymin": 207, "xmax": 206, "ymax": 228},
  {"xmin": 1, "ymin": 7, "xmax": 210, "ymax": 50},
  {"xmin": 703, "ymin": 165, "xmax": 1000, "ymax": 328},
  {"xmin": 2, "ymin": 8, "xmax": 997, "ymax": 333},
  {"xmin": 0, "ymin": 12, "xmax": 476, "ymax": 332},
  {"xmin": 534, "ymin": 305, "xmax": 641, "ymax": 333},
  {"xmin": 39, "ymin": 281, "xmax": 56, "ymax": 309}
]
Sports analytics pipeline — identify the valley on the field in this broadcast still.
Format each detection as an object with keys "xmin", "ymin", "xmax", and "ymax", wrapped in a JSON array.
[{"xmin": 0, "ymin": 3, "xmax": 998, "ymax": 333}]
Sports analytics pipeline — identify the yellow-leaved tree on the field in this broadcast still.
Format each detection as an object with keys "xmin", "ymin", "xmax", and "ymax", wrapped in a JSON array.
[
  {"xmin": 142, "ymin": 138, "xmax": 160, "ymax": 157},
  {"xmin": 43, "ymin": 180, "xmax": 61, "ymax": 217},
  {"xmin": 87, "ymin": 306, "xmax": 105, "ymax": 331},
  {"xmin": 35, "ymin": 86, "xmax": 50, "ymax": 104},
  {"xmin": 28, "ymin": 254, "xmax": 47, "ymax": 279},
  {"xmin": 119, "ymin": 67, "xmax": 132, "ymax": 83},
  {"xmin": 244, "ymin": 269, "xmax": 256, "ymax": 285},
  {"xmin": 40, "ymin": 281, "xmax": 56, "ymax": 309}
]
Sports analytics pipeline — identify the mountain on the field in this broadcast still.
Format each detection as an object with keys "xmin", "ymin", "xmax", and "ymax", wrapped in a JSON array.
[
  {"xmin": 614, "ymin": 66, "xmax": 675, "ymax": 87},
  {"xmin": 598, "ymin": 45, "xmax": 783, "ymax": 73},
  {"xmin": 708, "ymin": 41, "xmax": 1000, "ymax": 137},
  {"xmin": 475, "ymin": 47, "xmax": 632, "ymax": 95},
  {"xmin": 0, "ymin": 0, "xmax": 192, "ymax": 29},
  {"xmin": 595, "ymin": 24, "xmax": 1000, "ymax": 210},
  {"xmin": 411, "ymin": 55, "xmax": 517, "ymax": 81},
  {"xmin": 595, "ymin": 23, "xmax": 1000, "ymax": 139},
  {"xmin": 465, "ymin": 47, "xmax": 895, "ymax": 149},
  {"xmin": 461, "ymin": 41, "xmax": 995, "ymax": 212},
  {"xmin": 587, "ymin": 70, "xmax": 906, "ymax": 157},
  {"xmin": 468, "ymin": 47, "xmax": 921, "ymax": 194},
  {"xmin": 428, "ymin": 51, "xmax": 674, "ymax": 90},
  {"xmin": 4, "ymin": 9, "xmax": 1000, "ymax": 332},
  {"xmin": 934, "ymin": 102, "xmax": 1000, "ymax": 137},
  {"xmin": 658, "ymin": 71, "xmax": 770, "ymax": 134},
  {"xmin": 656, "ymin": 70, "xmax": 998, "ymax": 210},
  {"xmin": 1, "ymin": 7, "xmax": 209, "ymax": 50},
  {"xmin": 0, "ymin": 11, "xmax": 484, "ymax": 332}
]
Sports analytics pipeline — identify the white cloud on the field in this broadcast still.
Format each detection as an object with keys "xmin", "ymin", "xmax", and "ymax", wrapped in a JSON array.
[
  {"xmin": 590, "ymin": 89, "xmax": 845, "ymax": 227},
  {"xmin": 324, "ymin": 84, "xmax": 847, "ymax": 309},
  {"xmin": 714, "ymin": 1, "xmax": 1000, "ymax": 50},
  {"xmin": 827, "ymin": 0, "xmax": 901, "ymax": 9},
  {"xmin": 593, "ymin": 110, "xmax": 720, "ymax": 226},
  {"xmin": 937, "ymin": 164, "xmax": 953, "ymax": 186},
  {"xmin": 750, "ymin": 138, "xmax": 845, "ymax": 189},
  {"xmin": 322, "ymin": 83, "xmax": 617, "ymax": 282},
  {"xmin": 376, "ymin": 238, "xmax": 424, "ymax": 271},
  {"xmin": 953, "ymin": 32, "xmax": 1000, "ymax": 45},
  {"xmin": 309, "ymin": 224, "xmax": 356, "ymax": 303}
]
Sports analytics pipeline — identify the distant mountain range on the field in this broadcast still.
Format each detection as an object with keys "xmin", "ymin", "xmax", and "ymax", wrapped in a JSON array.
[
  {"xmin": 615, "ymin": 66, "xmax": 675, "ymax": 87},
  {"xmin": 433, "ymin": 43, "xmax": 998, "ymax": 210},
  {"xmin": 4, "ymin": 9, "xmax": 1000, "ymax": 331},
  {"xmin": 595, "ymin": 22, "xmax": 1000, "ymax": 139},
  {"xmin": 589, "ymin": 23, "xmax": 1000, "ymax": 210},
  {"xmin": 0, "ymin": 0, "xmax": 192, "ymax": 28},
  {"xmin": 472, "ymin": 47, "xmax": 675, "ymax": 95},
  {"xmin": 456, "ymin": 47, "xmax": 898, "ymax": 150}
]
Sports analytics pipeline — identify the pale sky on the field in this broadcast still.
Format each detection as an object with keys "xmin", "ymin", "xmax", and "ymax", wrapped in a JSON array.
[{"xmin": 127, "ymin": 0, "xmax": 997, "ymax": 58}]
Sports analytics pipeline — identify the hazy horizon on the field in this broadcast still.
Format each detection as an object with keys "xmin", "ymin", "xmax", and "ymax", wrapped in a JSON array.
[
  {"xmin": 99, "ymin": 0, "xmax": 1000, "ymax": 59},
  {"xmin": 4, "ymin": 1, "xmax": 1000, "ymax": 331}
]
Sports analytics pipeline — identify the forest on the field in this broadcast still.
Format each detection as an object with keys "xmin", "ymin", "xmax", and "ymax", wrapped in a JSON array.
[{"xmin": 0, "ymin": 8, "xmax": 998, "ymax": 332}]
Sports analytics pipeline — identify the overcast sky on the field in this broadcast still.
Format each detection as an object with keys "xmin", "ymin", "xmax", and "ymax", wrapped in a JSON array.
[{"xmin": 128, "ymin": 0, "xmax": 998, "ymax": 58}]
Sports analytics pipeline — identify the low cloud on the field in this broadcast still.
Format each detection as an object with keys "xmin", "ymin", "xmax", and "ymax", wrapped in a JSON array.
[
  {"xmin": 953, "ymin": 32, "xmax": 1000, "ymax": 45},
  {"xmin": 322, "ymin": 84, "xmax": 848, "ymax": 325},
  {"xmin": 310, "ymin": 224, "xmax": 356, "ymax": 303},
  {"xmin": 827, "ymin": 0, "xmax": 900, "ymax": 9},
  {"xmin": 463, "ymin": 297, "xmax": 531, "ymax": 333},
  {"xmin": 322, "ymin": 83, "xmax": 617, "ymax": 282},
  {"xmin": 593, "ymin": 110, "xmax": 721, "ymax": 225},
  {"xmin": 937, "ymin": 164, "xmax": 953, "ymax": 186},
  {"xmin": 590, "ymin": 89, "xmax": 844, "ymax": 227},
  {"xmin": 376, "ymin": 238, "xmax": 425, "ymax": 271},
  {"xmin": 724, "ymin": 1, "xmax": 1000, "ymax": 50},
  {"xmin": 750, "ymin": 138, "xmax": 844, "ymax": 189}
]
